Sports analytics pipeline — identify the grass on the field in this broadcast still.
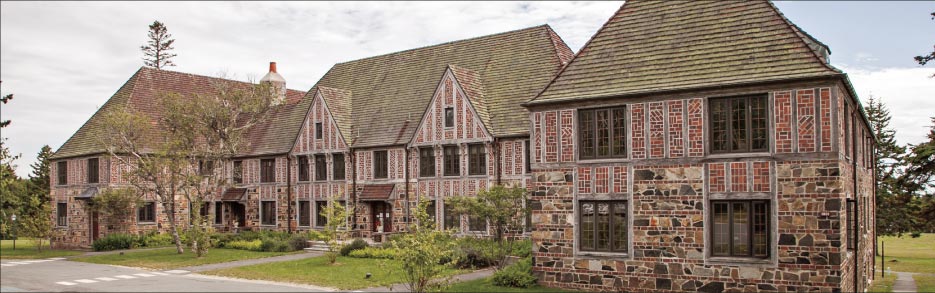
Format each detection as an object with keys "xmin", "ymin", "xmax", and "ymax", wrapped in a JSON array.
[
  {"xmin": 71, "ymin": 247, "xmax": 291, "ymax": 270},
  {"xmin": 446, "ymin": 277, "xmax": 572, "ymax": 292},
  {"xmin": 915, "ymin": 274, "xmax": 935, "ymax": 293},
  {"xmin": 876, "ymin": 233, "xmax": 935, "ymax": 274},
  {"xmin": 0, "ymin": 239, "xmax": 83, "ymax": 259},
  {"xmin": 867, "ymin": 271, "xmax": 897, "ymax": 293},
  {"xmin": 204, "ymin": 256, "xmax": 462, "ymax": 290}
]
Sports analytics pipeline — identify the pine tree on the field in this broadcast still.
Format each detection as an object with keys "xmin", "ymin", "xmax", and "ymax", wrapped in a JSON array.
[
  {"xmin": 140, "ymin": 20, "xmax": 177, "ymax": 69},
  {"xmin": 916, "ymin": 12, "xmax": 935, "ymax": 77},
  {"xmin": 866, "ymin": 96, "xmax": 915, "ymax": 235},
  {"xmin": 901, "ymin": 117, "xmax": 935, "ymax": 232},
  {"xmin": 1, "ymin": 80, "xmax": 13, "ymax": 128},
  {"xmin": 27, "ymin": 145, "xmax": 52, "ymax": 204}
]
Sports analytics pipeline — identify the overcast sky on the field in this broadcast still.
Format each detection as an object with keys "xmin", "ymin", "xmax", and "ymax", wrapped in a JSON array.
[{"xmin": 1, "ymin": 1, "xmax": 933, "ymax": 177}]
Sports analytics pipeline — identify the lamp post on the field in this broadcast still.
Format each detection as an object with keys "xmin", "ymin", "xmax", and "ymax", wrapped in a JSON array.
[{"xmin": 11, "ymin": 214, "xmax": 16, "ymax": 250}]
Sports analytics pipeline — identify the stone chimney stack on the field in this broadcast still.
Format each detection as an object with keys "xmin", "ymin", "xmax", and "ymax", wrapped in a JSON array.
[{"xmin": 260, "ymin": 62, "xmax": 287, "ymax": 105}]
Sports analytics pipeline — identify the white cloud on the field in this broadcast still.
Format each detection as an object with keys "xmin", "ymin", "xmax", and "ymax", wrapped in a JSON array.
[
  {"xmin": 0, "ymin": 1, "xmax": 622, "ymax": 177},
  {"xmin": 840, "ymin": 65, "xmax": 935, "ymax": 146}
]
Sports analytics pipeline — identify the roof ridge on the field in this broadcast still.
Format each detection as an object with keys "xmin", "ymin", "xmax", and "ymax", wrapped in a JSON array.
[
  {"xmin": 335, "ymin": 24, "xmax": 550, "ymax": 65},
  {"xmin": 763, "ymin": 0, "xmax": 841, "ymax": 74},
  {"xmin": 525, "ymin": 2, "xmax": 629, "ymax": 105},
  {"xmin": 137, "ymin": 66, "xmax": 307, "ymax": 94},
  {"xmin": 544, "ymin": 24, "xmax": 575, "ymax": 66}
]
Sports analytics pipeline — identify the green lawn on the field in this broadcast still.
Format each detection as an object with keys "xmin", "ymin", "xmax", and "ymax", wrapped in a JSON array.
[
  {"xmin": 71, "ymin": 247, "xmax": 291, "ymax": 270},
  {"xmin": 0, "ymin": 239, "xmax": 83, "ymax": 259},
  {"xmin": 446, "ymin": 277, "xmax": 572, "ymax": 292},
  {"xmin": 204, "ymin": 256, "xmax": 462, "ymax": 290},
  {"xmin": 868, "ymin": 272, "xmax": 897, "ymax": 293},
  {"xmin": 915, "ymin": 274, "xmax": 935, "ymax": 293},
  {"xmin": 876, "ymin": 234, "xmax": 935, "ymax": 274}
]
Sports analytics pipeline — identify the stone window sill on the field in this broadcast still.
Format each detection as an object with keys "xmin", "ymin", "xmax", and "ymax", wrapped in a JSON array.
[
  {"xmin": 707, "ymin": 256, "xmax": 772, "ymax": 266},
  {"xmin": 137, "ymin": 222, "xmax": 157, "ymax": 225},
  {"xmin": 577, "ymin": 251, "xmax": 629, "ymax": 259},
  {"xmin": 707, "ymin": 152, "xmax": 771, "ymax": 159}
]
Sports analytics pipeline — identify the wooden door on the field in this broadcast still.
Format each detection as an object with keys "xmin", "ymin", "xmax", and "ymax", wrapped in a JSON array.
[{"xmin": 91, "ymin": 211, "xmax": 100, "ymax": 241}]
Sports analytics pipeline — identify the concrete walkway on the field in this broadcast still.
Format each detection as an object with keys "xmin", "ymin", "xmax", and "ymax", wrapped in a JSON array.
[
  {"xmin": 179, "ymin": 251, "xmax": 323, "ymax": 272},
  {"xmin": 359, "ymin": 268, "xmax": 495, "ymax": 292},
  {"xmin": 893, "ymin": 272, "xmax": 918, "ymax": 293}
]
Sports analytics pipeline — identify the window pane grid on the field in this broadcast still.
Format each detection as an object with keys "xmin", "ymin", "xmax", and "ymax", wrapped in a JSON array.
[
  {"xmin": 443, "ymin": 146, "xmax": 459, "ymax": 176},
  {"xmin": 468, "ymin": 144, "xmax": 486, "ymax": 175},
  {"xmin": 711, "ymin": 200, "xmax": 769, "ymax": 258},
  {"xmin": 374, "ymin": 151, "xmax": 388, "ymax": 179},
  {"xmin": 88, "ymin": 158, "xmax": 99, "ymax": 184},
  {"xmin": 298, "ymin": 157, "xmax": 309, "ymax": 182},
  {"xmin": 578, "ymin": 107, "xmax": 626, "ymax": 159},
  {"xmin": 315, "ymin": 154, "xmax": 327, "ymax": 181},
  {"xmin": 579, "ymin": 200, "xmax": 627, "ymax": 253},
  {"xmin": 333, "ymin": 154, "xmax": 345, "ymax": 180},
  {"xmin": 710, "ymin": 96, "xmax": 768, "ymax": 154},
  {"xmin": 420, "ymin": 147, "xmax": 435, "ymax": 177}
]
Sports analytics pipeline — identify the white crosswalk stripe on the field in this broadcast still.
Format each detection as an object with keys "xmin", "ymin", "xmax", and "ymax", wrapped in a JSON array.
[
  {"xmin": 48, "ymin": 257, "xmax": 67, "ymax": 260},
  {"xmin": 95, "ymin": 277, "xmax": 119, "ymax": 281},
  {"xmin": 1, "ymin": 263, "xmax": 15, "ymax": 267},
  {"xmin": 164, "ymin": 270, "xmax": 189, "ymax": 274},
  {"xmin": 150, "ymin": 272, "xmax": 169, "ymax": 276},
  {"xmin": 133, "ymin": 273, "xmax": 155, "ymax": 277},
  {"xmin": 74, "ymin": 279, "xmax": 99, "ymax": 284},
  {"xmin": 9, "ymin": 262, "xmax": 31, "ymax": 265},
  {"xmin": 55, "ymin": 281, "xmax": 77, "ymax": 286},
  {"xmin": 114, "ymin": 275, "xmax": 137, "ymax": 279}
]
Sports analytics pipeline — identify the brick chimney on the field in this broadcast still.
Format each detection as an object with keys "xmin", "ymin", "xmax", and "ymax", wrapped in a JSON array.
[{"xmin": 260, "ymin": 62, "xmax": 287, "ymax": 105}]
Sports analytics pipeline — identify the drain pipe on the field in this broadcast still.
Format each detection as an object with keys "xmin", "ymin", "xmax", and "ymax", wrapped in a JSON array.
[
  {"xmin": 287, "ymin": 155, "xmax": 293, "ymax": 233},
  {"xmin": 494, "ymin": 138, "xmax": 501, "ymax": 186},
  {"xmin": 851, "ymin": 113, "xmax": 859, "ymax": 292},
  {"xmin": 404, "ymin": 147, "xmax": 411, "ymax": 229}
]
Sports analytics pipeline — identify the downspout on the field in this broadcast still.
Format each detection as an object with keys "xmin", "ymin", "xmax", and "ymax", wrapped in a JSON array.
[
  {"xmin": 872, "ymin": 142, "xmax": 877, "ymax": 280},
  {"xmin": 494, "ymin": 138, "xmax": 501, "ymax": 185},
  {"xmin": 287, "ymin": 155, "xmax": 293, "ymax": 233},
  {"xmin": 404, "ymin": 147, "xmax": 410, "ymax": 229},
  {"xmin": 851, "ymin": 116, "xmax": 859, "ymax": 292},
  {"xmin": 350, "ymin": 147, "xmax": 357, "ymax": 232}
]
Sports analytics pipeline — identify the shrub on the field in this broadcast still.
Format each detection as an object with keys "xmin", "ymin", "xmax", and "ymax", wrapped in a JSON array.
[
  {"xmin": 510, "ymin": 239, "xmax": 532, "ymax": 258},
  {"xmin": 491, "ymin": 258, "xmax": 537, "ymax": 288},
  {"xmin": 288, "ymin": 234, "xmax": 310, "ymax": 251},
  {"xmin": 453, "ymin": 237, "xmax": 497, "ymax": 268},
  {"xmin": 340, "ymin": 238, "xmax": 369, "ymax": 256},
  {"xmin": 260, "ymin": 238, "xmax": 291, "ymax": 252},
  {"xmin": 92, "ymin": 233, "xmax": 136, "ymax": 251},
  {"xmin": 139, "ymin": 232, "xmax": 173, "ymax": 247},
  {"xmin": 307, "ymin": 230, "xmax": 327, "ymax": 242},
  {"xmin": 211, "ymin": 233, "xmax": 237, "ymax": 248},
  {"xmin": 348, "ymin": 247, "xmax": 400, "ymax": 259},
  {"xmin": 226, "ymin": 239, "xmax": 263, "ymax": 251}
]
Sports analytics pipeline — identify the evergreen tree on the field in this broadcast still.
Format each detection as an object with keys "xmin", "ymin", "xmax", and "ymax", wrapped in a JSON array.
[
  {"xmin": 27, "ymin": 145, "xmax": 52, "ymax": 204},
  {"xmin": 916, "ymin": 12, "xmax": 935, "ymax": 77},
  {"xmin": 866, "ymin": 96, "xmax": 915, "ymax": 235},
  {"xmin": 901, "ymin": 117, "xmax": 935, "ymax": 232},
  {"xmin": 140, "ymin": 20, "xmax": 177, "ymax": 69}
]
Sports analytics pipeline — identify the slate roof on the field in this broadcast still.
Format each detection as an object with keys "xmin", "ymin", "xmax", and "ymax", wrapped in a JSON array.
[
  {"xmin": 52, "ymin": 67, "xmax": 307, "ymax": 160},
  {"xmin": 309, "ymin": 25, "xmax": 572, "ymax": 147},
  {"xmin": 527, "ymin": 0, "xmax": 842, "ymax": 105}
]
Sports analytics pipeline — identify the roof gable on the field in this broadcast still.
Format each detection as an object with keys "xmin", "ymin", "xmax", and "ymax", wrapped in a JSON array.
[
  {"xmin": 310, "ymin": 25, "xmax": 570, "ymax": 147},
  {"xmin": 53, "ymin": 67, "xmax": 308, "ymax": 160},
  {"xmin": 528, "ymin": 0, "xmax": 840, "ymax": 105},
  {"xmin": 411, "ymin": 66, "xmax": 493, "ymax": 146}
]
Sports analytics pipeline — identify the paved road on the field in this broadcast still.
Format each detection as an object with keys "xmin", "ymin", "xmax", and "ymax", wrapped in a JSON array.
[{"xmin": 0, "ymin": 258, "xmax": 327, "ymax": 292}]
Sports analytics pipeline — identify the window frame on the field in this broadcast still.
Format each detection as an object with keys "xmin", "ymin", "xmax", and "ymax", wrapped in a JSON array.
[
  {"xmin": 468, "ymin": 214, "xmax": 487, "ymax": 232},
  {"xmin": 57, "ymin": 161, "xmax": 67, "ymax": 185},
  {"xmin": 333, "ymin": 153, "xmax": 346, "ymax": 180},
  {"xmin": 709, "ymin": 200, "xmax": 770, "ymax": 258},
  {"xmin": 56, "ymin": 202, "xmax": 68, "ymax": 227},
  {"xmin": 846, "ymin": 199, "xmax": 856, "ymax": 250},
  {"xmin": 373, "ymin": 151, "xmax": 388, "ymax": 179},
  {"xmin": 260, "ymin": 159, "xmax": 276, "ymax": 183},
  {"xmin": 138, "ymin": 202, "xmax": 156, "ymax": 223},
  {"xmin": 298, "ymin": 200, "xmax": 311, "ymax": 227},
  {"xmin": 578, "ymin": 106, "xmax": 627, "ymax": 160},
  {"xmin": 198, "ymin": 160, "xmax": 215, "ymax": 176},
  {"xmin": 419, "ymin": 147, "xmax": 435, "ymax": 178},
  {"xmin": 708, "ymin": 95, "xmax": 770, "ymax": 154},
  {"xmin": 261, "ymin": 200, "xmax": 276, "ymax": 226},
  {"xmin": 87, "ymin": 158, "xmax": 99, "ymax": 184},
  {"xmin": 315, "ymin": 122, "xmax": 323, "ymax": 139},
  {"xmin": 468, "ymin": 144, "xmax": 486, "ymax": 176},
  {"xmin": 233, "ymin": 160, "xmax": 244, "ymax": 184},
  {"xmin": 214, "ymin": 202, "xmax": 223, "ymax": 225},
  {"xmin": 578, "ymin": 200, "xmax": 628, "ymax": 253},
  {"xmin": 443, "ymin": 145, "xmax": 460, "ymax": 176},
  {"xmin": 443, "ymin": 202, "xmax": 459, "ymax": 231},
  {"xmin": 444, "ymin": 107, "xmax": 454, "ymax": 128},
  {"xmin": 298, "ymin": 156, "xmax": 310, "ymax": 182},
  {"xmin": 315, "ymin": 201, "xmax": 328, "ymax": 227},
  {"xmin": 314, "ymin": 154, "xmax": 327, "ymax": 181}
]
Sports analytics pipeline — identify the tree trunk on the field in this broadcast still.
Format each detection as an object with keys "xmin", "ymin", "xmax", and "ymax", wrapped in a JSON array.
[{"xmin": 165, "ymin": 202, "xmax": 184, "ymax": 254}]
